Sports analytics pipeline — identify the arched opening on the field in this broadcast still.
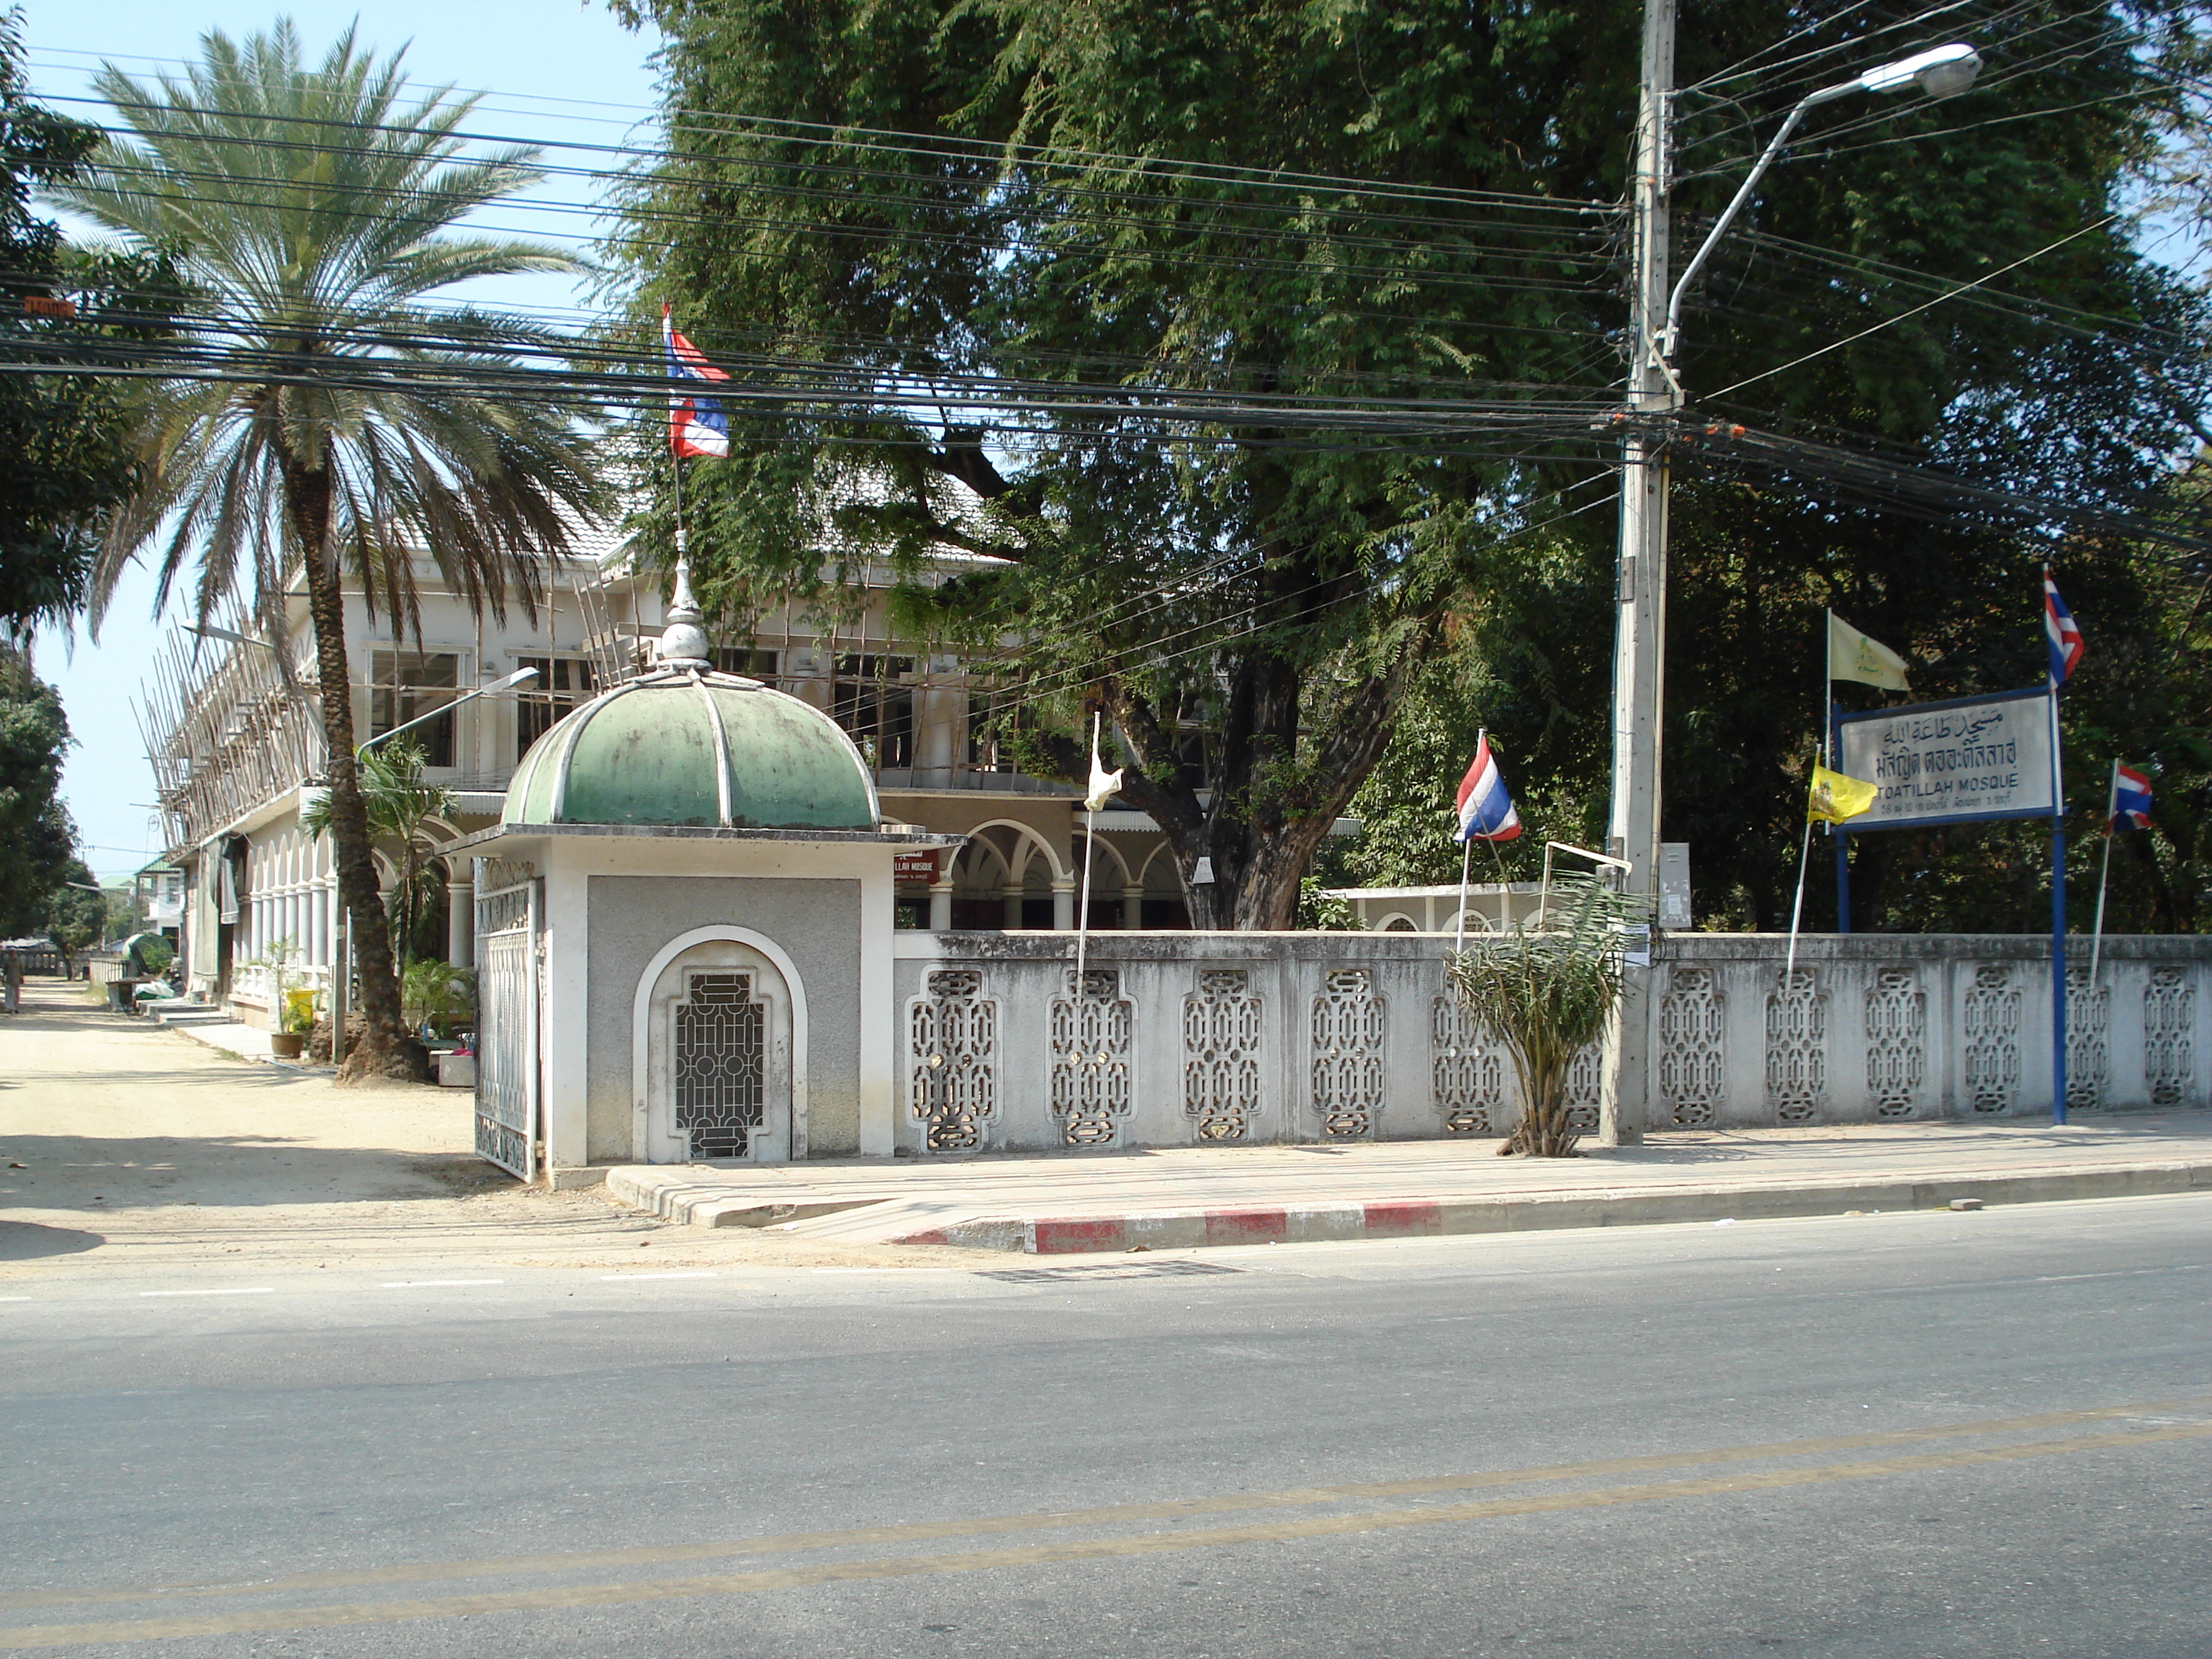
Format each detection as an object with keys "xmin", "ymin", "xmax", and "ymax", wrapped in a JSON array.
[
  {"xmin": 1135, "ymin": 842, "xmax": 1191, "ymax": 930},
  {"xmin": 1073, "ymin": 832, "xmax": 1134, "ymax": 930},
  {"xmin": 945, "ymin": 819, "xmax": 1068, "ymax": 930}
]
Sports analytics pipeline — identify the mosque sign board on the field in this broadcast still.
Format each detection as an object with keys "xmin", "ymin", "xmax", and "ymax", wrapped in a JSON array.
[
  {"xmin": 894, "ymin": 850, "xmax": 941, "ymax": 884},
  {"xmin": 1835, "ymin": 687, "xmax": 2056, "ymax": 832}
]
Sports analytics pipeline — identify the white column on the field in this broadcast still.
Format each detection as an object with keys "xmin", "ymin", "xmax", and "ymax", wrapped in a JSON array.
[
  {"xmin": 1122, "ymin": 887, "xmax": 1143, "ymax": 930},
  {"xmin": 1052, "ymin": 879, "xmax": 1075, "ymax": 931},
  {"xmin": 1002, "ymin": 886, "xmax": 1024, "ymax": 929},
  {"xmin": 447, "ymin": 875, "xmax": 473, "ymax": 966},
  {"xmin": 928, "ymin": 881, "xmax": 953, "ymax": 932},
  {"xmin": 918, "ymin": 685, "xmax": 956, "ymax": 785}
]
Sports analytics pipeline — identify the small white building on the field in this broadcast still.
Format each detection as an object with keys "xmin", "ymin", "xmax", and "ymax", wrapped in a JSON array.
[{"xmin": 449, "ymin": 580, "xmax": 958, "ymax": 1179}]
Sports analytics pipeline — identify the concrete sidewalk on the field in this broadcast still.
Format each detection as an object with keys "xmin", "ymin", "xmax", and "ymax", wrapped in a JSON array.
[
  {"xmin": 143, "ymin": 1004, "xmax": 326, "ymax": 1071},
  {"xmin": 607, "ymin": 1115, "xmax": 2212, "ymax": 1252}
]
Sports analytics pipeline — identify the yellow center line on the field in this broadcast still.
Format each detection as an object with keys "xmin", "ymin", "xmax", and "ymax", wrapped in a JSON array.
[
  {"xmin": 1, "ymin": 1393, "xmax": 2206, "ymax": 1617},
  {"xmin": 2, "ymin": 1419, "xmax": 2206, "ymax": 1650}
]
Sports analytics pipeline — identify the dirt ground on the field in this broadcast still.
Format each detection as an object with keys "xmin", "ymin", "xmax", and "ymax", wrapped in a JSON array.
[{"xmin": 0, "ymin": 979, "xmax": 972, "ymax": 1283}]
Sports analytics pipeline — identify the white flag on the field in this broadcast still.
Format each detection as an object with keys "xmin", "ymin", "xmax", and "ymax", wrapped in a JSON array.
[
  {"xmin": 1827, "ymin": 611, "xmax": 1912, "ymax": 692},
  {"xmin": 1084, "ymin": 717, "xmax": 1123, "ymax": 813}
]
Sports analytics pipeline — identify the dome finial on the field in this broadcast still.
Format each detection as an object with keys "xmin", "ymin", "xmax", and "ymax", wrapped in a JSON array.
[{"xmin": 657, "ymin": 525, "xmax": 712, "ymax": 670}]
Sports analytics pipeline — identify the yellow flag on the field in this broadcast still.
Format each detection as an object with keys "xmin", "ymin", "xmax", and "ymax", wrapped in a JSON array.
[
  {"xmin": 1808, "ymin": 763, "xmax": 1877, "ymax": 824},
  {"xmin": 1827, "ymin": 611, "xmax": 1912, "ymax": 692}
]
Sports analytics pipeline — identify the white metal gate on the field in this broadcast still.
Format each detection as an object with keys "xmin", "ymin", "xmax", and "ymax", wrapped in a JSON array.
[{"xmin": 473, "ymin": 869, "xmax": 539, "ymax": 1180}]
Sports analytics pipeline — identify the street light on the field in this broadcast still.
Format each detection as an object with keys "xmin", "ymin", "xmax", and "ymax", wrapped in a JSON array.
[
  {"xmin": 356, "ymin": 665, "xmax": 538, "ymax": 758},
  {"xmin": 1660, "ymin": 44, "xmax": 1983, "ymax": 362},
  {"xmin": 183, "ymin": 622, "xmax": 278, "ymax": 653},
  {"xmin": 1599, "ymin": 32, "xmax": 1984, "ymax": 1144}
]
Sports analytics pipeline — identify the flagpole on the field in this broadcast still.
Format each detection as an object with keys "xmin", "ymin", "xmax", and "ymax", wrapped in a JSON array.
[
  {"xmin": 1823, "ymin": 611, "xmax": 1832, "ymax": 765},
  {"xmin": 672, "ymin": 441, "xmax": 686, "ymax": 557},
  {"xmin": 1453, "ymin": 838, "xmax": 1473, "ymax": 953},
  {"xmin": 1785, "ymin": 822, "xmax": 1812, "ymax": 985},
  {"xmin": 666, "ymin": 305, "xmax": 689, "ymax": 608},
  {"xmin": 1826, "ymin": 613, "xmax": 1851, "ymax": 933},
  {"xmin": 1786, "ymin": 742, "xmax": 1815, "ymax": 986},
  {"xmin": 2090, "ymin": 757, "xmax": 2118, "ymax": 986},
  {"xmin": 2046, "ymin": 567, "xmax": 2068, "ymax": 1127},
  {"xmin": 1073, "ymin": 712, "xmax": 1100, "ymax": 1004},
  {"xmin": 1454, "ymin": 728, "xmax": 1483, "ymax": 953}
]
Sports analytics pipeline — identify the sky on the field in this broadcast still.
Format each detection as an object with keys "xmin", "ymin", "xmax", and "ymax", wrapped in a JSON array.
[{"xmin": 21, "ymin": 1, "xmax": 665, "ymax": 878}]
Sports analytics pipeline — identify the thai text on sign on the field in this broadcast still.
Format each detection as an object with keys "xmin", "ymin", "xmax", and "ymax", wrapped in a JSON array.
[{"xmin": 1835, "ymin": 688, "xmax": 2055, "ymax": 831}]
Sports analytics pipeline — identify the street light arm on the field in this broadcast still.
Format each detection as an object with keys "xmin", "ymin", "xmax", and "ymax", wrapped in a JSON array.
[
  {"xmin": 355, "ymin": 665, "xmax": 538, "ymax": 758},
  {"xmin": 1662, "ymin": 81, "xmax": 1859, "ymax": 357},
  {"xmin": 1661, "ymin": 43, "xmax": 1981, "ymax": 363}
]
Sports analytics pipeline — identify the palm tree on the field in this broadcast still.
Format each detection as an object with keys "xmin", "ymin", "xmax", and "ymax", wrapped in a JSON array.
[
  {"xmin": 1444, "ymin": 873, "xmax": 1646, "ymax": 1157},
  {"xmin": 60, "ymin": 22, "xmax": 605, "ymax": 1079}
]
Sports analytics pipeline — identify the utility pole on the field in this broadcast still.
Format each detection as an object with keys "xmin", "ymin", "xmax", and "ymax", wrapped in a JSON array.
[{"xmin": 1598, "ymin": 0, "xmax": 1676, "ymax": 1146}]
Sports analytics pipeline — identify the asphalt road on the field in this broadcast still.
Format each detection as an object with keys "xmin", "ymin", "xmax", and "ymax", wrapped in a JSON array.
[{"xmin": 3, "ymin": 1193, "xmax": 2208, "ymax": 1657}]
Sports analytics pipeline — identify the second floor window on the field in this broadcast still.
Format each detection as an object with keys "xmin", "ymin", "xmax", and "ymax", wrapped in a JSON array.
[
  {"xmin": 831, "ymin": 654, "xmax": 913, "ymax": 770},
  {"xmin": 966, "ymin": 692, "xmax": 1031, "ymax": 773},
  {"xmin": 515, "ymin": 656, "xmax": 597, "ymax": 763},
  {"xmin": 368, "ymin": 650, "xmax": 459, "ymax": 768},
  {"xmin": 714, "ymin": 647, "xmax": 779, "ymax": 681}
]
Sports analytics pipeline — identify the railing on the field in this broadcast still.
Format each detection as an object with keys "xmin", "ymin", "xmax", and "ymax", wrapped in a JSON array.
[
  {"xmin": 228, "ymin": 961, "xmax": 332, "ymax": 1010},
  {"xmin": 889, "ymin": 931, "xmax": 2211, "ymax": 1155},
  {"xmin": 873, "ymin": 765, "xmax": 1073, "ymax": 796}
]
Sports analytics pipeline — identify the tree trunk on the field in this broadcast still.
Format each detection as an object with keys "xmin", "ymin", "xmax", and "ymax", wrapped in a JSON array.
[
  {"xmin": 1110, "ymin": 634, "xmax": 1424, "ymax": 930},
  {"xmin": 2122, "ymin": 826, "xmax": 2180, "ymax": 932},
  {"xmin": 1501, "ymin": 1052, "xmax": 1581, "ymax": 1157},
  {"xmin": 282, "ymin": 458, "xmax": 423, "ymax": 1082}
]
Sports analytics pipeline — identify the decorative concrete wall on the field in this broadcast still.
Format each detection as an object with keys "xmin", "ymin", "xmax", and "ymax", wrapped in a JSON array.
[{"xmin": 890, "ymin": 932, "xmax": 2211, "ymax": 1154}]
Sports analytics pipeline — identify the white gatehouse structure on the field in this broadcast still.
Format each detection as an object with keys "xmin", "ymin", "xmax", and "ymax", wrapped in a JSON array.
[{"xmin": 452, "ymin": 577, "xmax": 957, "ymax": 1182}]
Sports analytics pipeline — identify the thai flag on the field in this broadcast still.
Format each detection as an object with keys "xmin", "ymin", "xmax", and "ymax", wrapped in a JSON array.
[
  {"xmin": 2044, "ymin": 567, "xmax": 2083, "ymax": 685},
  {"xmin": 662, "ymin": 303, "xmax": 730, "ymax": 459},
  {"xmin": 1454, "ymin": 735, "xmax": 1521, "ymax": 842},
  {"xmin": 2112, "ymin": 764, "xmax": 2153, "ymax": 831}
]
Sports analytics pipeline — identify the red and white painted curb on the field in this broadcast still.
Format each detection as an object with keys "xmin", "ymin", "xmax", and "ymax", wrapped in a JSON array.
[
  {"xmin": 889, "ymin": 1160, "xmax": 2212, "ymax": 1254},
  {"xmin": 902, "ymin": 1198, "xmax": 1485, "ymax": 1255}
]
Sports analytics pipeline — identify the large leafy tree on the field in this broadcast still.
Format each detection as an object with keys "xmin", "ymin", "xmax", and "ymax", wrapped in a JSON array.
[
  {"xmin": 618, "ymin": 0, "xmax": 2200, "ymax": 930},
  {"xmin": 0, "ymin": 644, "xmax": 75, "ymax": 937},
  {"xmin": 61, "ymin": 22, "xmax": 606, "ymax": 1077},
  {"xmin": 0, "ymin": 6, "xmax": 177, "ymax": 636},
  {"xmin": 616, "ymin": 0, "xmax": 1638, "ymax": 928}
]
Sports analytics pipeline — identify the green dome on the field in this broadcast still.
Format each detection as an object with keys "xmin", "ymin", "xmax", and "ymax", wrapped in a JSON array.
[{"xmin": 503, "ymin": 667, "xmax": 878, "ymax": 831}]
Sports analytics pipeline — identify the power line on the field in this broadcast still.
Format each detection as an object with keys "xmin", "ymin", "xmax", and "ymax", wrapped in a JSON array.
[{"xmin": 1702, "ymin": 213, "xmax": 2121, "ymax": 399}]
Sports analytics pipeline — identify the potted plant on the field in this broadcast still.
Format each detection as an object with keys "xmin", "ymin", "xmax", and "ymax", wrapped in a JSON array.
[
  {"xmin": 273, "ymin": 986, "xmax": 319, "ymax": 1058},
  {"xmin": 257, "ymin": 938, "xmax": 310, "ymax": 1058},
  {"xmin": 1444, "ymin": 872, "xmax": 1647, "ymax": 1157}
]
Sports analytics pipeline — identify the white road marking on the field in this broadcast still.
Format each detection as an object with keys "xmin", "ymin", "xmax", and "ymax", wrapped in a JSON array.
[
  {"xmin": 379, "ymin": 1280, "xmax": 505, "ymax": 1288},
  {"xmin": 0, "ymin": 1295, "xmax": 32, "ymax": 1303},
  {"xmin": 139, "ymin": 1287, "xmax": 276, "ymax": 1298},
  {"xmin": 598, "ymin": 1271, "xmax": 716, "ymax": 1282}
]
